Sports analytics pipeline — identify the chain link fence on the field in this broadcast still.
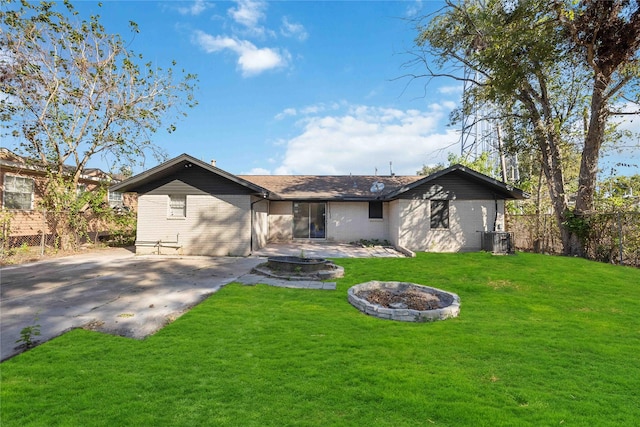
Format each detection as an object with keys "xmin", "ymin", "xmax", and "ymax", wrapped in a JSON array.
[
  {"xmin": 1, "ymin": 208, "xmax": 135, "ymax": 262},
  {"xmin": 507, "ymin": 211, "xmax": 640, "ymax": 267}
]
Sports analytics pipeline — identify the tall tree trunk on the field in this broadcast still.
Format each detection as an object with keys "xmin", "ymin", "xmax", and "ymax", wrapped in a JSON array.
[
  {"xmin": 519, "ymin": 88, "xmax": 572, "ymax": 254},
  {"xmin": 568, "ymin": 74, "xmax": 611, "ymax": 256},
  {"xmin": 538, "ymin": 131, "xmax": 572, "ymax": 255}
]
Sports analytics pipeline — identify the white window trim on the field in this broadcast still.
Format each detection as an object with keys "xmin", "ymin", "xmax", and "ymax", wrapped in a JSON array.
[
  {"xmin": 3, "ymin": 174, "xmax": 35, "ymax": 210},
  {"xmin": 108, "ymin": 190, "xmax": 123, "ymax": 207},
  {"xmin": 168, "ymin": 194, "xmax": 187, "ymax": 219}
]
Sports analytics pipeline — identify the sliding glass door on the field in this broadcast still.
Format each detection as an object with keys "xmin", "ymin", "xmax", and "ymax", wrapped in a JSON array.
[{"xmin": 293, "ymin": 202, "xmax": 326, "ymax": 239}]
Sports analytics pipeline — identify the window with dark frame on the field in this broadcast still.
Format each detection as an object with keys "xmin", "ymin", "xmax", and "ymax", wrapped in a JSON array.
[
  {"xmin": 369, "ymin": 201, "xmax": 383, "ymax": 219},
  {"xmin": 430, "ymin": 200, "xmax": 449, "ymax": 229}
]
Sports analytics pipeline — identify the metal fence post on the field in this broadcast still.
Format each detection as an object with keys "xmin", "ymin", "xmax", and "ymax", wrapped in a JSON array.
[
  {"xmin": 41, "ymin": 208, "xmax": 46, "ymax": 256},
  {"xmin": 618, "ymin": 212, "xmax": 623, "ymax": 266}
]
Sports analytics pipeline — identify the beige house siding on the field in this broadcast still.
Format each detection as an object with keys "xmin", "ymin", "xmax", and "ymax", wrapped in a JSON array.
[
  {"xmin": 326, "ymin": 202, "xmax": 388, "ymax": 243},
  {"xmin": 268, "ymin": 201, "xmax": 293, "ymax": 242},
  {"xmin": 252, "ymin": 198, "xmax": 269, "ymax": 250},
  {"xmin": 396, "ymin": 199, "xmax": 430, "ymax": 251},
  {"xmin": 267, "ymin": 201, "xmax": 390, "ymax": 243},
  {"xmin": 395, "ymin": 199, "xmax": 503, "ymax": 252},
  {"xmin": 112, "ymin": 156, "xmax": 527, "ymax": 257},
  {"xmin": 387, "ymin": 199, "xmax": 401, "ymax": 249},
  {"xmin": 136, "ymin": 194, "xmax": 252, "ymax": 256}
]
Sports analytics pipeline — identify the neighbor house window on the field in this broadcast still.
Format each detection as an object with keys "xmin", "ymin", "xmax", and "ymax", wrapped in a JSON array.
[
  {"xmin": 108, "ymin": 190, "xmax": 123, "ymax": 207},
  {"xmin": 168, "ymin": 195, "xmax": 186, "ymax": 218},
  {"xmin": 3, "ymin": 175, "xmax": 34, "ymax": 210},
  {"xmin": 369, "ymin": 201, "xmax": 383, "ymax": 219},
  {"xmin": 76, "ymin": 184, "xmax": 87, "ymax": 196},
  {"xmin": 430, "ymin": 200, "xmax": 449, "ymax": 229}
]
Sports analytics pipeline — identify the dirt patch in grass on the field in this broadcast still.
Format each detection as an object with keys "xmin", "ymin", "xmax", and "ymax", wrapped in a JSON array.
[
  {"xmin": 487, "ymin": 279, "xmax": 520, "ymax": 290},
  {"xmin": 359, "ymin": 288, "xmax": 443, "ymax": 310}
]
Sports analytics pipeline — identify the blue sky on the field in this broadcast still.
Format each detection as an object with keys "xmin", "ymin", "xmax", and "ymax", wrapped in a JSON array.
[
  {"xmin": 65, "ymin": 0, "xmax": 464, "ymax": 176},
  {"xmin": 10, "ymin": 1, "xmax": 640, "ymax": 177}
]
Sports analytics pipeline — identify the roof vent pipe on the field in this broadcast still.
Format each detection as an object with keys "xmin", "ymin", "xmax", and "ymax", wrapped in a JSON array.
[{"xmin": 211, "ymin": 159, "xmax": 217, "ymax": 167}]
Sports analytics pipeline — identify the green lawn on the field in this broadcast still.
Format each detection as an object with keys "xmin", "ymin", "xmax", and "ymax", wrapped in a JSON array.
[{"xmin": 2, "ymin": 252, "xmax": 639, "ymax": 426}]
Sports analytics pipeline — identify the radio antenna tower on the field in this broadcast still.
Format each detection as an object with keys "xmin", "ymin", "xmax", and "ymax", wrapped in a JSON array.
[{"xmin": 459, "ymin": 65, "xmax": 518, "ymax": 182}]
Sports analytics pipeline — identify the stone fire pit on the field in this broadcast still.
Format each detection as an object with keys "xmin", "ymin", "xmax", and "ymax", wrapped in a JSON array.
[
  {"xmin": 267, "ymin": 256, "xmax": 328, "ymax": 273},
  {"xmin": 252, "ymin": 256, "xmax": 344, "ymax": 280},
  {"xmin": 348, "ymin": 281, "xmax": 460, "ymax": 322}
]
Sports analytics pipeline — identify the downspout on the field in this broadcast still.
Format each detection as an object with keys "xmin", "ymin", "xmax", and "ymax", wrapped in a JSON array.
[{"xmin": 494, "ymin": 194, "xmax": 499, "ymax": 231}]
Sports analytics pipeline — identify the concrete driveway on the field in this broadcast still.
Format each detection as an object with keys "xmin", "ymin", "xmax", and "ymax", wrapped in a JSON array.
[
  {"xmin": 1, "ymin": 248, "xmax": 263, "ymax": 361},
  {"xmin": 1, "ymin": 242, "xmax": 405, "ymax": 362}
]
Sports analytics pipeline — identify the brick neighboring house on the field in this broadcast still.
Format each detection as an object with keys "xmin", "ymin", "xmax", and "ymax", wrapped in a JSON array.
[
  {"xmin": 0, "ymin": 148, "xmax": 136, "ymax": 247},
  {"xmin": 110, "ymin": 153, "xmax": 528, "ymax": 256}
]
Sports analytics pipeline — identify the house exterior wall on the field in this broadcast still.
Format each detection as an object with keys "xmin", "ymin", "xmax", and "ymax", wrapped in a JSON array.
[
  {"xmin": 395, "ymin": 199, "xmax": 503, "ymax": 252},
  {"xmin": 265, "ymin": 197, "xmax": 506, "ymax": 252},
  {"xmin": 326, "ymin": 202, "xmax": 388, "ymax": 243},
  {"xmin": 252, "ymin": 198, "xmax": 269, "ymax": 251},
  {"xmin": 266, "ymin": 201, "xmax": 390, "ymax": 243},
  {"xmin": 136, "ymin": 193, "xmax": 252, "ymax": 256},
  {"xmin": 268, "ymin": 201, "xmax": 293, "ymax": 241},
  {"xmin": 1, "ymin": 170, "xmax": 48, "ymax": 237},
  {"xmin": 111, "ymin": 156, "xmax": 521, "ymax": 257},
  {"xmin": 388, "ymin": 199, "xmax": 401, "ymax": 247}
]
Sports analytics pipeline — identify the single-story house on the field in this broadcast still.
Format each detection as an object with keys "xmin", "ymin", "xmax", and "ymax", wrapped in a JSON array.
[
  {"xmin": 1, "ymin": 148, "xmax": 136, "ymax": 247},
  {"xmin": 109, "ymin": 153, "xmax": 528, "ymax": 256}
]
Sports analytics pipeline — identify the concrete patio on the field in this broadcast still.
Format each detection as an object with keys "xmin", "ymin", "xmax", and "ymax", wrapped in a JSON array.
[
  {"xmin": 1, "ymin": 242, "xmax": 405, "ymax": 362},
  {"xmin": 252, "ymin": 241, "xmax": 407, "ymax": 259}
]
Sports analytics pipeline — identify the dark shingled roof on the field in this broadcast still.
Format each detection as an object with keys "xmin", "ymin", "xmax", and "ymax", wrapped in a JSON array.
[{"xmin": 238, "ymin": 175, "xmax": 423, "ymax": 200}]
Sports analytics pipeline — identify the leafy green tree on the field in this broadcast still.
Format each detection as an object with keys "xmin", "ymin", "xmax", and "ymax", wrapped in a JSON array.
[
  {"xmin": 416, "ymin": 162, "xmax": 446, "ymax": 176},
  {"xmin": 596, "ymin": 173, "xmax": 640, "ymax": 212},
  {"xmin": 410, "ymin": 0, "xmax": 640, "ymax": 256},
  {"xmin": 417, "ymin": 152, "xmax": 496, "ymax": 176},
  {"xmin": 557, "ymin": 0, "xmax": 640, "ymax": 216},
  {"xmin": 0, "ymin": 0, "xmax": 198, "ymax": 249}
]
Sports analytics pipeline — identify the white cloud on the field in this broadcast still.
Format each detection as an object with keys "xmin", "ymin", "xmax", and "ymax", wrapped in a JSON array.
[
  {"xmin": 177, "ymin": 0, "xmax": 212, "ymax": 16},
  {"xmin": 280, "ymin": 17, "xmax": 308, "ymax": 41},
  {"xmin": 438, "ymin": 84, "xmax": 463, "ymax": 95},
  {"xmin": 228, "ymin": 0, "xmax": 267, "ymax": 36},
  {"xmin": 275, "ymin": 102, "xmax": 344, "ymax": 120},
  {"xmin": 405, "ymin": 0, "xmax": 423, "ymax": 18},
  {"xmin": 191, "ymin": 0, "xmax": 303, "ymax": 76},
  {"xmin": 192, "ymin": 30, "xmax": 289, "ymax": 76},
  {"xmin": 271, "ymin": 104, "xmax": 459, "ymax": 175},
  {"xmin": 244, "ymin": 167, "xmax": 272, "ymax": 175},
  {"xmin": 275, "ymin": 108, "xmax": 297, "ymax": 120}
]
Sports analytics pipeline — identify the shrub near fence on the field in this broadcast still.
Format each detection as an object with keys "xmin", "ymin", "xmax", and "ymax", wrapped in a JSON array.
[
  {"xmin": 0, "ymin": 207, "xmax": 135, "ymax": 260},
  {"xmin": 507, "ymin": 212, "xmax": 640, "ymax": 267}
]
